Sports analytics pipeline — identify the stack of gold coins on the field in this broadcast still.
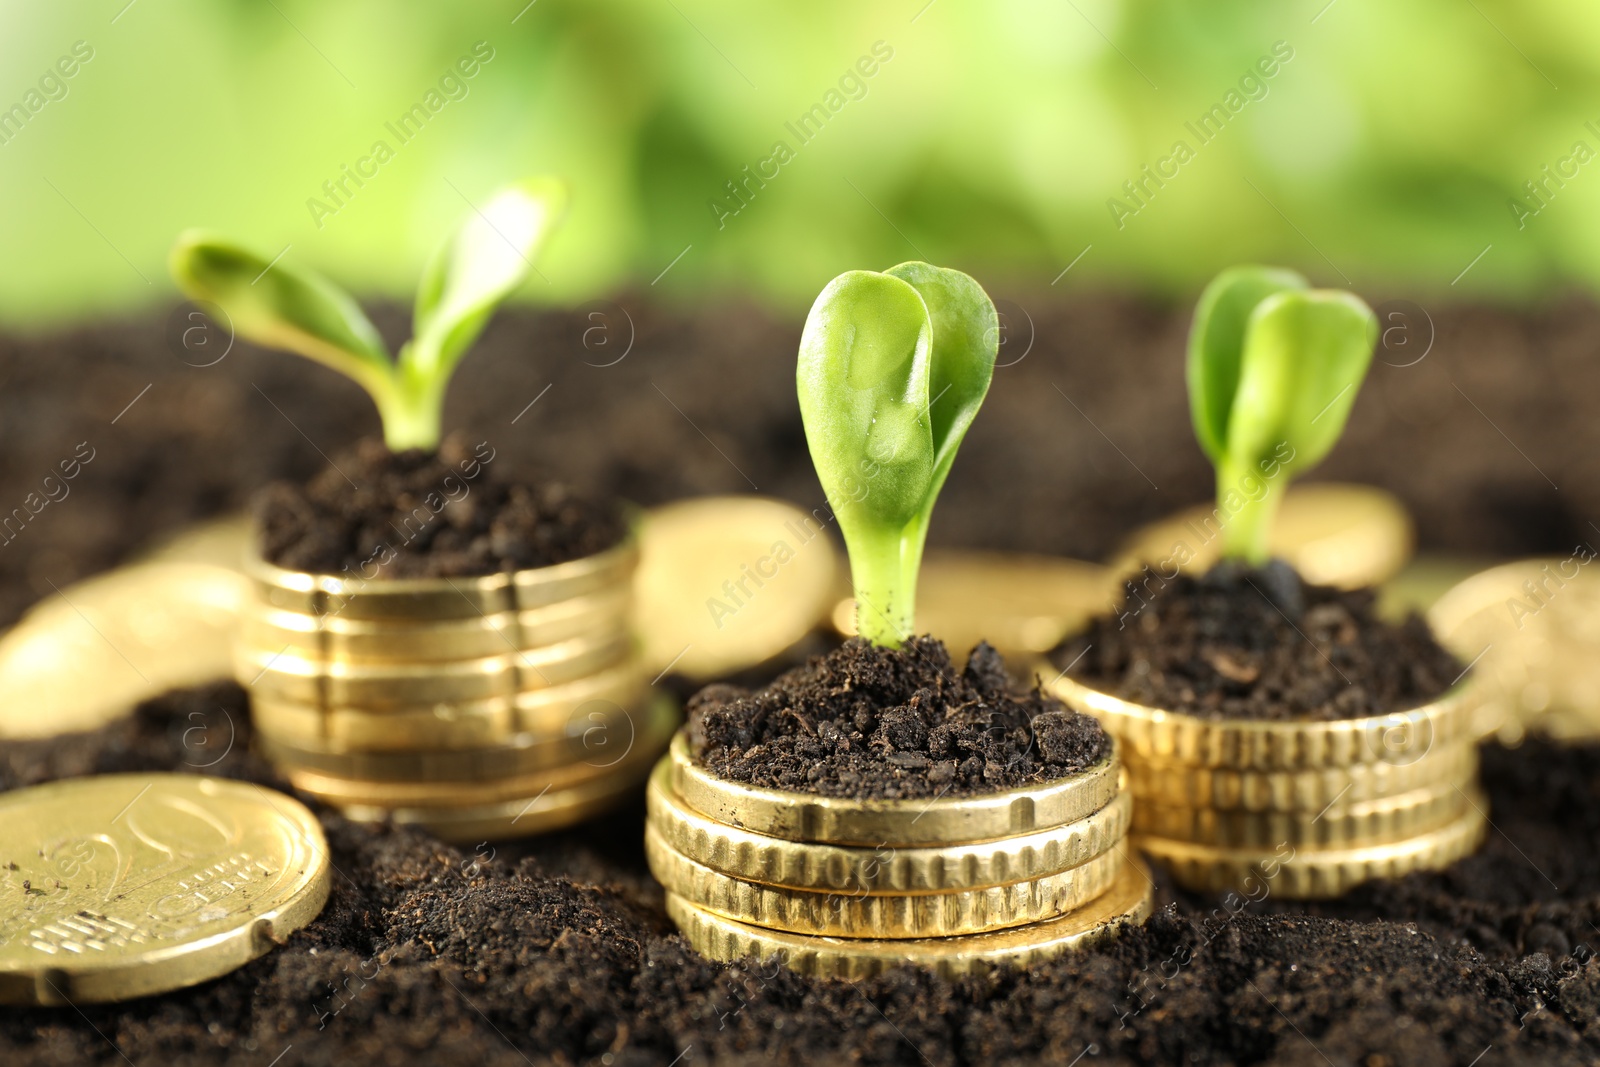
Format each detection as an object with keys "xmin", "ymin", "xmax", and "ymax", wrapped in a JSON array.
[
  {"xmin": 236, "ymin": 532, "xmax": 675, "ymax": 842},
  {"xmin": 647, "ymin": 731, "xmax": 1152, "ymax": 979},
  {"xmin": 1047, "ymin": 676, "xmax": 1489, "ymax": 898}
]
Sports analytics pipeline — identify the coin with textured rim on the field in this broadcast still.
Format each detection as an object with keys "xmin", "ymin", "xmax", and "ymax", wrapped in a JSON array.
[
  {"xmin": 0, "ymin": 774, "xmax": 329, "ymax": 1005},
  {"xmin": 240, "ymin": 629, "xmax": 632, "ymax": 708},
  {"xmin": 832, "ymin": 550, "xmax": 1115, "ymax": 660},
  {"xmin": 1047, "ymin": 673, "xmax": 1482, "ymax": 771},
  {"xmin": 1108, "ymin": 482, "xmax": 1413, "ymax": 591},
  {"xmin": 247, "ymin": 656, "xmax": 647, "ymax": 750},
  {"xmin": 646, "ymin": 823, "xmax": 1123, "ymax": 937},
  {"xmin": 242, "ymin": 585, "xmax": 631, "ymax": 663},
  {"xmin": 646, "ymin": 761, "xmax": 1131, "ymax": 893},
  {"xmin": 245, "ymin": 527, "xmax": 639, "ymax": 620},
  {"xmin": 1121, "ymin": 740, "xmax": 1477, "ymax": 812},
  {"xmin": 665, "ymin": 855, "xmax": 1154, "ymax": 979},
  {"xmin": 1137, "ymin": 797, "xmax": 1488, "ymax": 898},
  {"xmin": 1130, "ymin": 775, "xmax": 1471, "ymax": 848},
  {"xmin": 282, "ymin": 694, "xmax": 677, "ymax": 809},
  {"xmin": 633, "ymin": 496, "xmax": 841, "ymax": 682},
  {"xmin": 668, "ymin": 730, "xmax": 1121, "ymax": 847}
]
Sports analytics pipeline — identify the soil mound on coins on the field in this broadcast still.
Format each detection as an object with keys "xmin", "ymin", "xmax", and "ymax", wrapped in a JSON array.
[
  {"xmin": 1054, "ymin": 559, "xmax": 1463, "ymax": 721},
  {"xmin": 687, "ymin": 636, "xmax": 1107, "ymax": 799},
  {"xmin": 256, "ymin": 435, "xmax": 626, "ymax": 577}
]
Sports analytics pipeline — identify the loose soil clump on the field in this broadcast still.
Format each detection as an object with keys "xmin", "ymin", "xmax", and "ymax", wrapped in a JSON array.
[
  {"xmin": 255, "ymin": 435, "xmax": 626, "ymax": 577},
  {"xmin": 1055, "ymin": 560, "xmax": 1464, "ymax": 721},
  {"xmin": 688, "ymin": 636, "xmax": 1107, "ymax": 800}
]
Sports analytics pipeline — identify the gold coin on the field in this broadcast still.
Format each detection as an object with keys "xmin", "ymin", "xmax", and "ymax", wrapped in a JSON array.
[
  {"xmin": 248, "ymin": 656, "xmax": 647, "ymax": 751},
  {"xmin": 0, "ymin": 562, "xmax": 251, "ymax": 739},
  {"xmin": 1377, "ymin": 553, "xmax": 1495, "ymax": 622},
  {"xmin": 1429, "ymin": 558, "xmax": 1600, "ymax": 742},
  {"xmin": 238, "ymin": 629, "xmax": 633, "ymax": 708},
  {"xmin": 1109, "ymin": 482, "xmax": 1413, "ymax": 590},
  {"xmin": 667, "ymin": 730, "xmax": 1122, "ymax": 848},
  {"xmin": 1138, "ymin": 797, "xmax": 1487, "ymax": 898},
  {"xmin": 665, "ymin": 855, "xmax": 1154, "ymax": 980},
  {"xmin": 633, "ymin": 496, "xmax": 840, "ymax": 682},
  {"xmin": 257, "ymin": 719, "xmax": 624, "ymax": 782},
  {"xmin": 139, "ymin": 512, "xmax": 252, "ymax": 572},
  {"xmin": 646, "ymin": 760, "xmax": 1131, "ymax": 893},
  {"xmin": 281, "ymin": 694, "xmax": 677, "ymax": 810},
  {"xmin": 243, "ymin": 585, "xmax": 632, "ymax": 664},
  {"xmin": 245, "ymin": 528, "xmax": 638, "ymax": 621},
  {"xmin": 1130, "ymin": 776, "xmax": 1471, "ymax": 849},
  {"xmin": 1122, "ymin": 740, "xmax": 1477, "ymax": 812},
  {"xmin": 832, "ymin": 550, "xmax": 1115, "ymax": 661},
  {"xmin": 0, "ymin": 774, "xmax": 329, "ymax": 1005},
  {"xmin": 1047, "ymin": 673, "xmax": 1483, "ymax": 772},
  {"xmin": 647, "ymin": 822, "xmax": 1122, "ymax": 938}
]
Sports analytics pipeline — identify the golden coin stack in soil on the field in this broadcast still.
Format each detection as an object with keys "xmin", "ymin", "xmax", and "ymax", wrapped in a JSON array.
[
  {"xmin": 1047, "ymin": 675, "xmax": 1489, "ymax": 898},
  {"xmin": 647, "ymin": 731, "xmax": 1152, "ymax": 979},
  {"xmin": 237, "ymin": 532, "xmax": 675, "ymax": 841}
]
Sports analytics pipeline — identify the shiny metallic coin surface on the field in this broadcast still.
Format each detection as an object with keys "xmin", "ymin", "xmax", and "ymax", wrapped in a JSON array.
[
  {"xmin": 0, "ymin": 563, "xmax": 251, "ymax": 739},
  {"xmin": 633, "ymin": 496, "xmax": 840, "ymax": 682},
  {"xmin": 666, "ymin": 856, "xmax": 1154, "ymax": 980},
  {"xmin": 667, "ymin": 730, "xmax": 1122, "ymax": 848},
  {"xmin": 0, "ymin": 774, "xmax": 329, "ymax": 1005},
  {"xmin": 1109, "ymin": 482, "xmax": 1413, "ymax": 591}
]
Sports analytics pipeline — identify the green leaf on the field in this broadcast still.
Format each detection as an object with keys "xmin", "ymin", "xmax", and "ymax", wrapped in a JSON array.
[
  {"xmin": 1226, "ymin": 289, "xmax": 1379, "ymax": 482},
  {"xmin": 410, "ymin": 177, "xmax": 567, "ymax": 382},
  {"xmin": 883, "ymin": 261, "xmax": 998, "ymax": 501},
  {"xmin": 1186, "ymin": 265, "xmax": 1307, "ymax": 463},
  {"xmin": 168, "ymin": 230, "xmax": 393, "ymax": 399}
]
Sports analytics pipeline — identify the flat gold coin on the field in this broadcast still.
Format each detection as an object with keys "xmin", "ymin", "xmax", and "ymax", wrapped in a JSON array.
[
  {"xmin": 647, "ymin": 822, "xmax": 1123, "ymax": 938},
  {"xmin": 1138, "ymin": 798, "xmax": 1487, "ymax": 898},
  {"xmin": 0, "ymin": 774, "xmax": 329, "ymax": 1005},
  {"xmin": 1429, "ymin": 558, "xmax": 1600, "ymax": 741},
  {"xmin": 667, "ymin": 730, "xmax": 1122, "ymax": 848},
  {"xmin": 139, "ymin": 512, "xmax": 252, "ymax": 572},
  {"xmin": 238, "ymin": 629, "xmax": 633, "ymax": 708},
  {"xmin": 242, "ymin": 585, "xmax": 632, "ymax": 663},
  {"xmin": 0, "ymin": 563, "xmax": 251, "ymax": 739},
  {"xmin": 247, "ymin": 656, "xmax": 647, "ymax": 751},
  {"xmin": 633, "ymin": 496, "xmax": 840, "ymax": 682},
  {"xmin": 646, "ymin": 760, "xmax": 1131, "ymax": 893},
  {"xmin": 1048, "ymin": 674, "xmax": 1483, "ymax": 772},
  {"xmin": 1122, "ymin": 740, "xmax": 1478, "ymax": 812},
  {"xmin": 832, "ymin": 550, "xmax": 1115, "ymax": 660},
  {"xmin": 282, "ymin": 694, "xmax": 678, "ymax": 811},
  {"xmin": 666, "ymin": 855, "xmax": 1154, "ymax": 979},
  {"xmin": 1110, "ymin": 483, "xmax": 1413, "ymax": 590},
  {"xmin": 1130, "ymin": 775, "xmax": 1471, "ymax": 849}
]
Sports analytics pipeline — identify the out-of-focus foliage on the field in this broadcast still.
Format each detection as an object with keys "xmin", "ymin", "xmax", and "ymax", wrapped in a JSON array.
[{"xmin": 0, "ymin": 0, "xmax": 1593, "ymax": 322}]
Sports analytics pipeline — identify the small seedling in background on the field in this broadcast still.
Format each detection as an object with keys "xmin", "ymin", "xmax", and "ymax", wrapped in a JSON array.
[
  {"xmin": 1188, "ymin": 265, "xmax": 1379, "ymax": 565},
  {"xmin": 797, "ymin": 262, "xmax": 997, "ymax": 647},
  {"xmin": 169, "ymin": 178, "xmax": 566, "ymax": 452}
]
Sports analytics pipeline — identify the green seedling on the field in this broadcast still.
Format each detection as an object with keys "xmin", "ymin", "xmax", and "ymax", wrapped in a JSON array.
[
  {"xmin": 1188, "ymin": 265, "xmax": 1379, "ymax": 565},
  {"xmin": 797, "ymin": 262, "xmax": 997, "ymax": 648},
  {"xmin": 169, "ymin": 178, "xmax": 566, "ymax": 452}
]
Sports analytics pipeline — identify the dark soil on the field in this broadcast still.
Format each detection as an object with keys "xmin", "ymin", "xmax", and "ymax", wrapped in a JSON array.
[
  {"xmin": 3, "ymin": 684, "xmax": 1600, "ymax": 1066},
  {"xmin": 256, "ymin": 435, "xmax": 625, "ymax": 577},
  {"xmin": 687, "ymin": 637, "xmax": 1106, "ymax": 800},
  {"xmin": 4, "ymin": 296, "xmax": 1600, "ymax": 1063},
  {"xmin": 1054, "ymin": 560, "xmax": 1465, "ymax": 722}
]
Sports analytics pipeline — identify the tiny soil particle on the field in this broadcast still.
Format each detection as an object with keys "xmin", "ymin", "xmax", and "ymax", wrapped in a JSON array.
[
  {"xmin": 255, "ymin": 435, "xmax": 626, "ymax": 577},
  {"xmin": 687, "ymin": 636, "xmax": 1108, "ymax": 799},
  {"xmin": 1053, "ymin": 559, "xmax": 1464, "ymax": 721}
]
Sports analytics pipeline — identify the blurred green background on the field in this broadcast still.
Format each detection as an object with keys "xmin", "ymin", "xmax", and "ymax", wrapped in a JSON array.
[{"xmin": 0, "ymin": 0, "xmax": 1592, "ymax": 324}]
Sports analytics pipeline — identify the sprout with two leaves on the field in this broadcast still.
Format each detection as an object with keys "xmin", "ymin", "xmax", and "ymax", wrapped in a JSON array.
[
  {"xmin": 797, "ymin": 262, "xmax": 998, "ymax": 648},
  {"xmin": 1187, "ymin": 265, "xmax": 1379, "ymax": 566},
  {"xmin": 169, "ymin": 178, "xmax": 566, "ymax": 452}
]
